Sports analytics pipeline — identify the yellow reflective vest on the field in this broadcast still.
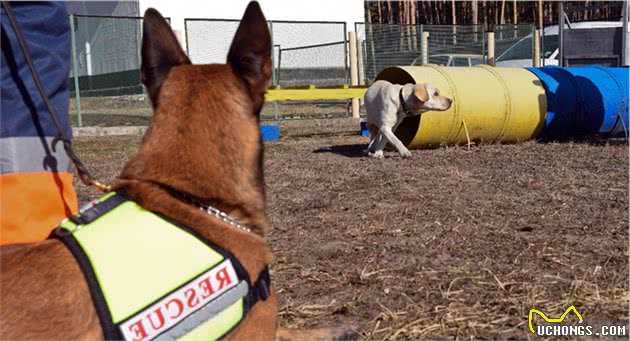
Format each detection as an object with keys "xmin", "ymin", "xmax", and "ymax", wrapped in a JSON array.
[{"xmin": 54, "ymin": 192, "xmax": 270, "ymax": 341}]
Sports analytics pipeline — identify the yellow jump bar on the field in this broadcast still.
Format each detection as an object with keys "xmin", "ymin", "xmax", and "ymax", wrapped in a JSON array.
[{"xmin": 265, "ymin": 84, "xmax": 368, "ymax": 102}]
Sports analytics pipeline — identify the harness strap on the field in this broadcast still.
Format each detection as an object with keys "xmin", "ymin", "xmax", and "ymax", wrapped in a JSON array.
[
  {"xmin": 54, "ymin": 228, "xmax": 123, "ymax": 340},
  {"xmin": 51, "ymin": 194, "xmax": 271, "ymax": 340},
  {"xmin": 68, "ymin": 194, "xmax": 125, "ymax": 226},
  {"xmin": 248, "ymin": 267, "xmax": 271, "ymax": 304}
]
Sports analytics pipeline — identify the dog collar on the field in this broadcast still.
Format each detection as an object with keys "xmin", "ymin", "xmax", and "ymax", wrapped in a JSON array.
[
  {"xmin": 399, "ymin": 88, "xmax": 414, "ymax": 116},
  {"xmin": 199, "ymin": 205, "xmax": 251, "ymax": 233},
  {"xmin": 157, "ymin": 184, "xmax": 252, "ymax": 233}
]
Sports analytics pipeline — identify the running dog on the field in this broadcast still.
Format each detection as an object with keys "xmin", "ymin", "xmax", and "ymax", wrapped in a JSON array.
[{"xmin": 364, "ymin": 80, "xmax": 452, "ymax": 158}]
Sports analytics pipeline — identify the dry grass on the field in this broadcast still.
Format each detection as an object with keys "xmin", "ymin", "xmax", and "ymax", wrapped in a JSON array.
[{"xmin": 73, "ymin": 133, "xmax": 629, "ymax": 340}]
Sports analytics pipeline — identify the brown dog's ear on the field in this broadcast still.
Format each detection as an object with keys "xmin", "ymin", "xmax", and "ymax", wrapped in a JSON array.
[
  {"xmin": 141, "ymin": 8, "xmax": 190, "ymax": 105},
  {"xmin": 414, "ymin": 84, "xmax": 429, "ymax": 103},
  {"xmin": 227, "ymin": 2, "xmax": 272, "ymax": 104}
]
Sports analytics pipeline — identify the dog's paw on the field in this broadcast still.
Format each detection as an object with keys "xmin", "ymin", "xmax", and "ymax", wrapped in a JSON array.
[
  {"xmin": 369, "ymin": 150, "xmax": 384, "ymax": 159},
  {"xmin": 400, "ymin": 150, "xmax": 412, "ymax": 158}
]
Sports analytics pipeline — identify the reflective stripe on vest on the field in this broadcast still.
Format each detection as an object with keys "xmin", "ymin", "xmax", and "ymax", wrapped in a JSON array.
[{"xmin": 54, "ymin": 193, "xmax": 267, "ymax": 341}]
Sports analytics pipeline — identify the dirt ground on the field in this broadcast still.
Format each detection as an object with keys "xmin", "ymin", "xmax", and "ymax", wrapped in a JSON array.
[{"xmin": 73, "ymin": 133, "xmax": 629, "ymax": 340}]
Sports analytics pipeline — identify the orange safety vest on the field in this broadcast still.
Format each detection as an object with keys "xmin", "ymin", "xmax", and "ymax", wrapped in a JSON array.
[{"xmin": 0, "ymin": 1, "xmax": 78, "ymax": 245}]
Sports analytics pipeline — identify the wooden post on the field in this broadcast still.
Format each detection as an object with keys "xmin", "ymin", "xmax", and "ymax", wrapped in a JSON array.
[
  {"xmin": 486, "ymin": 31, "xmax": 495, "ymax": 66},
  {"xmin": 349, "ymin": 31, "xmax": 360, "ymax": 119},
  {"xmin": 533, "ymin": 29, "xmax": 541, "ymax": 67},
  {"xmin": 421, "ymin": 31, "xmax": 430, "ymax": 65},
  {"xmin": 357, "ymin": 38, "xmax": 365, "ymax": 86}
]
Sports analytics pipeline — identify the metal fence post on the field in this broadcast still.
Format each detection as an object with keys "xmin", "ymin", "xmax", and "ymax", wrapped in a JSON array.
[
  {"xmin": 343, "ymin": 22, "xmax": 349, "ymax": 85},
  {"xmin": 69, "ymin": 14, "xmax": 82, "ymax": 128},
  {"xmin": 268, "ymin": 21, "xmax": 279, "ymax": 121},
  {"xmin": 269, "ymin": 21, "xmax": 276, "ymax": 86},
  {"xmin": 276, "ymin": 45, "xmax": 282, "ymax": 85}
]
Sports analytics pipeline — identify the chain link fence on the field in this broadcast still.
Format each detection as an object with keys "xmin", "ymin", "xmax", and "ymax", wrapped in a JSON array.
[
  {"xmin": 185, "ymin": 19, "xmax": 347, "ymax": 87},
  {"xmin": 494, "ymin": 24, "xmax": 537, "ymax": 67},
  {"xmin": 69, "ymin": 15, "xmax": 168, "ymax": 127},
  {"xmin": 356, "ymin": 23, "xmax": 535, "ymax": 82},
  {"xmin": 68, "ymin": 15, "xmax": 538, "ymax": 127},
  {"xmin": 185, "ymin": 19, "xmax": 351, "ymax": 121}
]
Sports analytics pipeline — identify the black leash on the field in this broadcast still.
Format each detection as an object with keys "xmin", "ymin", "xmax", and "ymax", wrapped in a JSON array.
[{"xmin": 2, "ymin": 1, "xmax": 110, "ymax": 192}]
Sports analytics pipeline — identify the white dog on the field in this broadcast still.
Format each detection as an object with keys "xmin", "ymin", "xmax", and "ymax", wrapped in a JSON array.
[{"xmin": 364, "ymin": 80, "xmax": 452, "ymax": 158}]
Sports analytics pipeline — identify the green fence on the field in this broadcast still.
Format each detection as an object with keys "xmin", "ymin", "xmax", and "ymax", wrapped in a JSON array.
[{"xmin": 69, "ymin": 15, "xmax": 171, "ymax": 127}]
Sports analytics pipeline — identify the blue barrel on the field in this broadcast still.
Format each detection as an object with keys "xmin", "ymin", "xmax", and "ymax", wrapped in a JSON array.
[{"xmin": 527, "ymin": 66, "xmax": 629, "ymax": 139}]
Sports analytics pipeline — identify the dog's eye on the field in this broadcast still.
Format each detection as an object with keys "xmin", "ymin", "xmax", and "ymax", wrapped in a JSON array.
[{"xmin": 434, "ymin": 91, "xmax": 439, "ymax": 97}]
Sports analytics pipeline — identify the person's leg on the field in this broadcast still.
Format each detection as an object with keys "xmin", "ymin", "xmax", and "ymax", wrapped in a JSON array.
[{"xmin": 1, "ymin": 2, "xmax": 78, "ymax": 245}]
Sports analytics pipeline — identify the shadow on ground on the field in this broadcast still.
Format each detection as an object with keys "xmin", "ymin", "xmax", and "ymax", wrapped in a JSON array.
[{"xmin": 313, "ymin": 144, "xmax": 366, "ymax": 158}]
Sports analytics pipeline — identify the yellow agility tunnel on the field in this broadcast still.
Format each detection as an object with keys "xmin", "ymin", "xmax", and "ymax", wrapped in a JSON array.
[{"xmin": 375, "ymin": 65, "xmax": 548, "ymax": 149}]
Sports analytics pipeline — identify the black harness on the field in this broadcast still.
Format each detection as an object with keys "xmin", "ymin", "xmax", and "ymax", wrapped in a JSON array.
[{"xmin": 52, "ymin": 193, "xmax": 271, "ymax": 340}]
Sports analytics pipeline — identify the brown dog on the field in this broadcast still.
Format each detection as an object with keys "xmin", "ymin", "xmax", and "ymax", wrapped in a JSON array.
[{"xmin": 1, "ymin": 3, "xmax": 353, "ymax": 340}]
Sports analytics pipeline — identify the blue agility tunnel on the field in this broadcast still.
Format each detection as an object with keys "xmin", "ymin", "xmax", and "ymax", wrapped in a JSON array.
[{"xmin": 527, "ymin": 66, "xmax": 629, "ymax": 139}]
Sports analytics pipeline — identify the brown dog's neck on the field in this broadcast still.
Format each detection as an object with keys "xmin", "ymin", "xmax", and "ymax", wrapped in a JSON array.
[
  {"xmin": 112, "ymin": 179, "xmax": 269, "ymax": 238},
  {"xmin": 111, "ymin": 179, "xmax": 272, "ymax": 281},
  {"xmin": 145, "ymin": 181, "xmax": 261, "ymax": 233}
]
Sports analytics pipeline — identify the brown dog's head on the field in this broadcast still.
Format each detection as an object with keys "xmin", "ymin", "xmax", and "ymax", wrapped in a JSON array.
[
  {"xmin": 407, "ymin": 83, "xmax": 453, "ymax": 114},
  {"xmin": 117, "ymin": 2, "xmax": 271, "ymax": 232}
]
